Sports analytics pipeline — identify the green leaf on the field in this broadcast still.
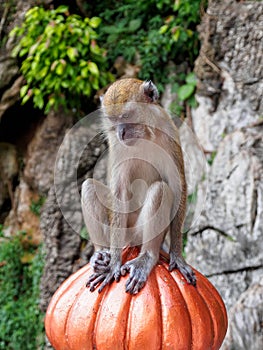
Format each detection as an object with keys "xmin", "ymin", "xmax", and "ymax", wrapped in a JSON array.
[
  {"xmin": 55, "ymin": 5, "xmax": 69, "ymax": 14},
  {"xmin": 101, "ymin": 25, "xmax": 121, "ymax": 34},
  {"xmin": 80, "ymin": 227, "xmax": 89, "ymax": 240},
  {"xmin": 55, "ymin": 62, "xmax": 65, "ymax": 75},
  {"xmin": 185, "ymin": 72, "xmax": 197, "ymax": 85},
  {"xmin": 188, "ymin": 95, "xmax": 198, "ymax": 109},
  {"xmin": 88, "ymin": 61, "xmax": 99, "ymax": 76},
  {"xmin": 159, "ymin": 24, "xmax": 169, "ymax": 34},
  {"xmin": 11, "ymin": 45, "xmax": 21, "ymax": 58},
  {"xmin": 89, "ymin": 17, "xmax": 101, "ymax": 28},
  {"xmin": 81, "ymin": 66, "xmax": 89, "ymax": 78},
  {"xmin": 177, "ymin": 84, "xmax": 195, "ymax": 101},
  {"xmin": 172, "ymin": 28, "xmax": 181, "ymax": 42},
  {"xmin": 33, "ymin": 93, "xmax": 44, "ymax": 109},
  {"xmin": 66, "ymin": 47, "xmax": 78, "ymax": 61},
  {"xmin": 128, "ymin": 19, "xmax": 142, "ymax": 32},
  {"xmin": 20, "ymin": 85, "xmax": 28, "ymax": 98},
  {"xmin": 90, "ymin": 43, "xmax": 101, "ymax": 55},
  {"xmin": 21, "ymin": 94, "xmax": 31, "ymax": 105}
]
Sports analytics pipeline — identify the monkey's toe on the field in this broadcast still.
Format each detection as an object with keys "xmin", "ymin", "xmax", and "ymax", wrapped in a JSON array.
[
  {"xmin": 90, "ymin": 250, "xmax": 111, "ymax": 272},
  {"xmin": 86, "ymin": 272, "xmax": 106, "ymax": 291},
  {"xmin": 121, "ymin": 261, "xmax": 147, "ymax": 294},
  {"xmin": 169, "ymin": 257, "xmax": 196, "ymax": 286},
  {"xmin": 125, "ymin": 271, "xmax": 147, "ymax": 294}
]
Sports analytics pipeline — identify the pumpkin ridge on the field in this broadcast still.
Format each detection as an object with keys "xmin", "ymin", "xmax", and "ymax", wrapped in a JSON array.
[
  {"xmin": 195, "ymin": 271, "xmax": 228, "ymax": 330},
  {"xmin": 126, "ymin": 288, "xmax": 134, "ymax": 349},
  {"xmin": 194, "ymin": 276, "xmax": 215, "ymax": 348},
  {"xmin": 152, "ymin": 267, "xmax": 163, "ymax": 350},
  {"xmin": 46, "ymin": 266, "xmax": 92, "ymax": 349},
  {"xmin": 122, "ymin": 289, "xmax": 132, "ymax": 350},
  {"xmin": 64, "ymin": 284, "xmax": 85, "ymax": 348},
  {"xmin": 173, "ymin": 269, "xmax": 216, "ymax": 350},
  {"xmin": 92, "ymin": 285, "xmax": 110, "ymax": 349},
  {"xmin": 64, "ymin": 280, "xmax": 92, "ymax": 349},
  {"xmin": 194, "ymin": 271, "xmax": 228, "ymax": 349},
  {"xmin": 169, "ymin": 268, "xmax": 195, "ymax": 350},
  {"xmin": 154, "ymin": 264, "xmax": 164, "ymax": 350}
]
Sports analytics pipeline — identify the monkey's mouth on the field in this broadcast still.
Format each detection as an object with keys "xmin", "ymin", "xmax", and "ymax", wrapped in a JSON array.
[{"xmin": 117, "ymin": 123, "xmax": 141, "ymax": 145}]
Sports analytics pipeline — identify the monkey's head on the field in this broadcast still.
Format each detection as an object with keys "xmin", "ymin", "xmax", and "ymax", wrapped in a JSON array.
[
  {"xmin": 101, "ymin": 79, "xmax": 160, "ymax": 144},
  {"xmin": 101, "ymin": 78, "xmax": 159, "ymax": 117}
]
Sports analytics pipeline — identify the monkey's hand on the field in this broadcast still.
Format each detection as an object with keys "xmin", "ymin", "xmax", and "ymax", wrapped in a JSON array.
[
  {"xmin": 169, "ymin": 253, "xmax": 196, "ymax": 286},
  {"xmin": 121, "ymin": 253, "xmax": 153, "ymax": 294},
  {"xmin": 86, "ymin": 261, "xmax": 121, "ymax": 293},
  {"xmin": 90, "ymin": 250, "xmax": 111, "ymax": 272}
]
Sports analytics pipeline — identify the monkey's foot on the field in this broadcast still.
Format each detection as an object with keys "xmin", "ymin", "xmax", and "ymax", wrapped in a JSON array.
[
  {"xmin": 121, "ymin": 255, "xmax": 152, "ymax": 294},
  {"xmin": 90, "ymin": 250, "xmax": 111, "ymax": 272},
  {"xmin": 169, "ymin": 254, "xmax": 196, "ymax": 286},
  {"xmin": 86, "ymin": 262, "xmax": 121, "ymax": 293}
]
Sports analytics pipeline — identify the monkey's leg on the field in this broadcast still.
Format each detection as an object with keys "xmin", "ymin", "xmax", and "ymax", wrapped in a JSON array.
[
  {"xmin": 83, "ymin": 178, "xmax": 129, "ymax": 292},
  {"xmin": 169, "ymin": 207, "xmax": 196, "ymax": 286},
  {"xmin": 92, "ymin": 200, "xmax": 130, "ymax": 293},
  {"xmin": 81, "ymin": 178, "xmax": 111, "ymax": 273},
  {"xmin": 121, "ymin": 181, "xmax": 173, "ymax": 294}
]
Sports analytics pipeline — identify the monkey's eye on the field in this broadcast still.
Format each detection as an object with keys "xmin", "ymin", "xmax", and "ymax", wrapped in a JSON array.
[{"xmin": 121, "ymin": 113, "xmax": 129, "ymax": 119}]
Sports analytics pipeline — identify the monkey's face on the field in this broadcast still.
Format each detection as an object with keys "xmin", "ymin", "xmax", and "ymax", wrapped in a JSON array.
[{"xmin": 116, "ymin": 122, "xmax": 151, "ymax": 146}]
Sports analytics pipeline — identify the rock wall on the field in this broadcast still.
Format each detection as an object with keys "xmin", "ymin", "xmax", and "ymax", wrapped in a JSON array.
[{"xmin": 185, "ymin": 1, "xmax": 263, "ymax": 348}]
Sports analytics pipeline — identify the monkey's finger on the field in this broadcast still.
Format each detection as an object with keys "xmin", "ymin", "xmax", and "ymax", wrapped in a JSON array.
[
  {"xmin": 125, "ymin": 272, "xmax": 146, "ymax": 294},
  {"xmin": 95, "ymin": 257, "xmax": 111, "ymax": 266},
  {"xmin": 125, "ymin": 276, "xmax": 137, "ymax": 294},
  {"xmin": 173, "ymin": 263, "xmax": 197, "ymax": 287},
  {"xmin": 184, "ymin": 270, "xmax": 196, "ymax": 286},
  {"xmin": 88, "ymin": 274, "xmax": 106, "ymax": 292},
  {"xmin": 98, "ymin": 274, "xmax": 114, "ymax": 293},
  {"xmin": 132, "ymin": 280, "xmax": 146, "ymax": 294},
  {"xmin": 120, "ymin": 263, "xmax": 131, "ymax": 276},
  {"xmin": 114, "ymin": 270, "xmax": 121, "ymax": 282},
  {"xmin": 93, "ymin": 264, "xmax": 110, "ymax": 273},
  {"xmin": 86, "ymin": 272, "xmax": 100, "ymax": 286}
]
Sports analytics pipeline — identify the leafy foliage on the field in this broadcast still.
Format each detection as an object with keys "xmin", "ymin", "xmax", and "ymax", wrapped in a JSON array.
[
  {"xmin": 170, "ymin": 72, "xmax": 198, "ymax": 115},
  {"xmin": 0, "ymin": 228, "xmax": 45, "ymax": 350},
  {"xmin": 88, "ymin": 0, "xmax": 201, "ymax": 91},
  {"xmin": 10, "ymin": 6, "xmax": 114, "ymax": 113},
  {"xmin": 30, "ymin": 196, "xmax": 46, "ymax": 217}
]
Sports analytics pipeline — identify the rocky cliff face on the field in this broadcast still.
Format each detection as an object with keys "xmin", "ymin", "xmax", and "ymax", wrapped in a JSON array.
[{"xmin": 185, "ymin": 1, "xmax": 263, "ymax": 348}]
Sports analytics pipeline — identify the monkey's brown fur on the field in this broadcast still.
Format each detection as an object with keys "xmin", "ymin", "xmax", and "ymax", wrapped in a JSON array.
[{"xmin": 82, "ymin": 78, "xmax": 196, "ymax": 294}]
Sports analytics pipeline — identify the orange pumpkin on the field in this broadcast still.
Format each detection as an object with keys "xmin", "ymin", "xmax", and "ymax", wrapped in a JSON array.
[{"xmin": 45, "ymin": 248, "xmax": 227, "ymax": 350}]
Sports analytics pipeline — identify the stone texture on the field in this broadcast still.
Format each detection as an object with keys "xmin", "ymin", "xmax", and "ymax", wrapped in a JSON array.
[
  {"xmin": 24, "ymin": 109, "xmax": 73, "ymax": 194},
  {"xmin": 186, "ymin": 2, "xmax": 263, "ymax": 348},
  {"xmin": 4, "ymin": 178, "xmax": 42, "ymax": 245},
  {"xmin": 193, "ymin": 0, "xmax": 263, "ymax": 151},
  {"xmin": 40, "ymin": 117, "xmax": 107, "ymax": 312},
  {"xmin": 186, "ymin": 125, "xmax": 263, "ymax": 308},
  {"xmin": 221, "ymin": 276, "xmax": 263, "ymax": 350},
  {"xmin": 0, "ymin": 76, "xmax": 24, "ymax": 119}
]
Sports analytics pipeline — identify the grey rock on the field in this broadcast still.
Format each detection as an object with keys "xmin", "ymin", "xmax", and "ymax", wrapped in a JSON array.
[
  {"xmin": 186, "ymin": 127, "xmax": 263, "ymax": 309},
  {"xmin": 40, "ymin": 116, "xmax": 107, "ymax": 311},
  {"xmin": 221, "ymin": 276, "xmax": 263, "ymax": 350}
]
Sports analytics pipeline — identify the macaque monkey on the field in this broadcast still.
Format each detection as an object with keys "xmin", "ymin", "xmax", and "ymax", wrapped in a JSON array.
[{"xmin": 81, "ymin": 78, "xmax": 196, "ymax": 294}]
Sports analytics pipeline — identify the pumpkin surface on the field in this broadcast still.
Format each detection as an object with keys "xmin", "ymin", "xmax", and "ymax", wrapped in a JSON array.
[{"xmin": 45, "ymin": 248, "xmax": 227, "ymax": 350}]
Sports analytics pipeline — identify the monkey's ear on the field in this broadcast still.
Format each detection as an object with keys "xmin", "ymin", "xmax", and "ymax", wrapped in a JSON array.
[
  {"xmin": 99, "ymin": 94, "xmax": 104, "ymax": 105},
  {"xmin": 143, "ymin": 80, "xmax": 159, "ymax": 102}
]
